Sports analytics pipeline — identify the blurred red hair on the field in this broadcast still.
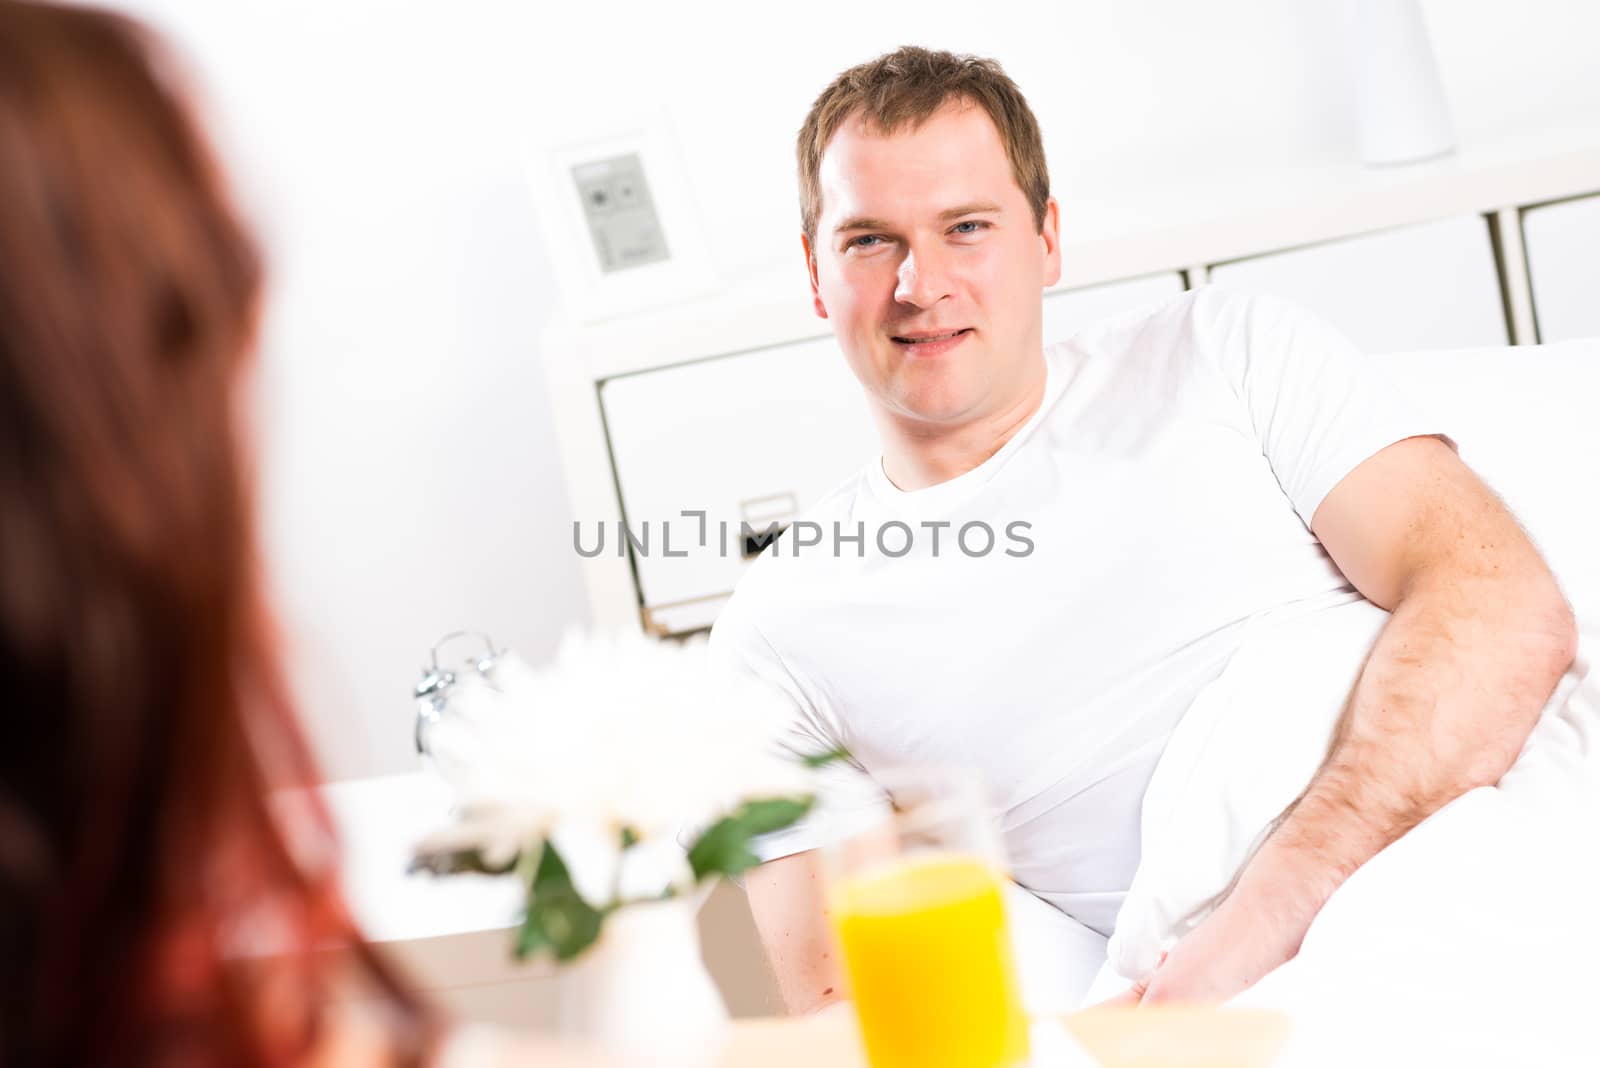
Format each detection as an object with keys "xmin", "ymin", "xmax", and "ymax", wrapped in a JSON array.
[{"xmin": 0, "ymin": 2, "xmax": 434, "ymax": 1063}]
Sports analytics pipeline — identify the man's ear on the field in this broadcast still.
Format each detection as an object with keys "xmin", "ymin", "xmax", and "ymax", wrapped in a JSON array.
[
  {"xmin": 801, "ymin": 232, "xmax": 828, "ymax": 319},
  {"xmin": 1040, "ymin": 196, "xmax": 1062, "ymax": 289}
]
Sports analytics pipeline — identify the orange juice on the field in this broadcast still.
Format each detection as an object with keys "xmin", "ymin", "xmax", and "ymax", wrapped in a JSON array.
[{"xmin": 830, "ymin": 852, "xmax": 1029, "ymax": 1068}]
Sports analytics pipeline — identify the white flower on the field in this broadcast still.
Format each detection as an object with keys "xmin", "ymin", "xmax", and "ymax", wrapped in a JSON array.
[{"xmin": 418, "ymin": 627, "xmax": 816, "ymax": 908}]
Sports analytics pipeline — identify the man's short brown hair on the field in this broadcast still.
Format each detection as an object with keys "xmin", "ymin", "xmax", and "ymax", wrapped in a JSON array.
[{"xmin": 796, "ymin": 46, "xmax": 1051, "ymax": 245}]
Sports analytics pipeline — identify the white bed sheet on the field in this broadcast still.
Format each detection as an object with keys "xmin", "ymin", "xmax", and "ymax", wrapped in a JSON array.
[
  {"xmin": 1064, "ymin": 644, "xmax": 1599, "ymax": 1065},
  {"xmin": 1226, "ymin": 650, "xmax": 1600, "ymax": 1065}
]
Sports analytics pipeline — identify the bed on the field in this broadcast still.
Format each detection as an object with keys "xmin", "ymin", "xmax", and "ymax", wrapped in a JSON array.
[{"xmin": 1011, "ymin": 339, "xmax": 1600, "ymax": 1065}]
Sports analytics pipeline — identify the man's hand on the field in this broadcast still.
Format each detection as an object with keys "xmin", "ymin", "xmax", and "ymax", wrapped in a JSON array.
[
  {"xmin": 1132, "ymin": 894, "xmax": 1303, "ymax": 1005},
  {"xmin": 1097, "ymin": 880, "xmax": 1306, "ymax": 1008}
]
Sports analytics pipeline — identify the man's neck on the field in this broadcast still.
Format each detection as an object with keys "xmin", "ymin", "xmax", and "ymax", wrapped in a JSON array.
[{"xmin": 876, "ymin": 365, "xmax": 1048, "ymax": 492}]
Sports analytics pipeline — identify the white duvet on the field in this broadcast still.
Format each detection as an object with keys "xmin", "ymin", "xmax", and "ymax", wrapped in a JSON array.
[
  {"xmin": 1008, "ymin": 633, "xmax": 1600, "ymax": 1066},
  {"xmin": 1228, "ymin": 644, "xmax": 1600, "ymax": 1066}
]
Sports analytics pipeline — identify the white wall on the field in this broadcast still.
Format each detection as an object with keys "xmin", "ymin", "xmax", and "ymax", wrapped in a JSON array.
[
  {"xmin": 112, "ymin": 0, "xmax": 1600, "ymax": 782},
  {"xmin": 118, "ymin": 0, "xmax": 590, "ymax": 782}
]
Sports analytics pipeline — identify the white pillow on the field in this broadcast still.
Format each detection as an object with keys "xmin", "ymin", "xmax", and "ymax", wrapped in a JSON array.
[{"xmin": 1103, "ymin": 594, "xmax": 1391, "ymax": 982}]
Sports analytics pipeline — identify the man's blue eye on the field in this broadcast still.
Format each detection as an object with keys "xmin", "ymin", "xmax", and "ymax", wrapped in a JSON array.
[
  {"xmin": 954, "ymin": 221, "xmax": 986, "ymax": 234},
  {"xmin": 852, "ymin": 235, "xmax": 882, "ymax": 248}
]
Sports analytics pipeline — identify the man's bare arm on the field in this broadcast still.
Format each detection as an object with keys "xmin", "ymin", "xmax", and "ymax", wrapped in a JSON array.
[
  {"xmin": 744, "ymin": 850, "xmax": 847, "ymax": 1015},
  {"xmin": 1142, "ymin": 435, "xmax": 1578, "ymax": 1003}
]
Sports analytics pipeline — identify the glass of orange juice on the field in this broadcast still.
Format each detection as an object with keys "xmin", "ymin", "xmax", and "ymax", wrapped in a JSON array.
[{"xmin": 824, "ymin": 767, "xmax": 1029, "ymax": 1068}]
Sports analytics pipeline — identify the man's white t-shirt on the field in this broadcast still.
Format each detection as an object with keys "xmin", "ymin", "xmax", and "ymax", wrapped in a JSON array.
[{"xmin": 709, "ymin": 287, "xmax": 1438, "ymax": 938}]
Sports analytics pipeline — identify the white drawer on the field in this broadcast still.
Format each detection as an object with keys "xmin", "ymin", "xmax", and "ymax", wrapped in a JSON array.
[
  {"xmin": 1523, "ymin": 194, "xmax": 1600, "ymax": 343},
  {"xmin": 1208, "ymin": 215, "xmax": 1508, "ymax": 352},
  {"xmin": 599, "ymin": 335, "xmax": 876, "ymax": 633}
]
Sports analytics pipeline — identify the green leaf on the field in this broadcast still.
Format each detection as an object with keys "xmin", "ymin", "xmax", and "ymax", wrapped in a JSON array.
[
  {"xmin": 528, "ymin": 884, "xmax": 604, "ymax": 962},
  {"xmin": 801, "ymin": 745, "xmax": 852, "ymax": 768},
  {"xmin": 687, "ymin": 796, "xmax": 814, "ymax": 883},
  {"xmin": 512, "ymin": 841, "xmax": 605, "ymax": 963},
  {"xmin": 619, "ymin": 825, "xmax": 640, "ymax": 850},
  {"xmin": 687, "ymin": 822, "xmax": 760, "ymax": 883},
  {"xmin": 736, "ymin": 797, "xmax": 815, "ymax": 835},
  {"xmin": 515, "ymin": 902, "xmax": 550, "ymax": 959}
]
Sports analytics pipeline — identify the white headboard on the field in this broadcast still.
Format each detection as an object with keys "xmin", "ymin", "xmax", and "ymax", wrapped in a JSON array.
[{"xmin": 1385, "ymin": 340, "xmax": 1600, "ymax": 625}]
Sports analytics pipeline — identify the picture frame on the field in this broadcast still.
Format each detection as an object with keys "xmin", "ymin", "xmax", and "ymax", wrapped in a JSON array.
[{"xmin": 524, "ymin": 113, "xmax": 719, "ymax": 324}]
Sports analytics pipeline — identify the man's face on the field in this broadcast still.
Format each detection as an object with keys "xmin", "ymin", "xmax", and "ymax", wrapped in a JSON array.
[{"xmin": 805, "ymin": 100, "xmax": 1060, "ymax": 429}]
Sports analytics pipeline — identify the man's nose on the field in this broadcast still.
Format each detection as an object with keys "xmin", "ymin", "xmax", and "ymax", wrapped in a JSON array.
[{"xmin": 894, "ymin": 244, "xmax": 954, "ymax": 308}]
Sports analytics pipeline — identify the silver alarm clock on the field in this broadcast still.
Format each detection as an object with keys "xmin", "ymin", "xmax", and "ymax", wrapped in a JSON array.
[{"xmin": 412, "ymin": 630, "xmax": 503, "ymax": 760}]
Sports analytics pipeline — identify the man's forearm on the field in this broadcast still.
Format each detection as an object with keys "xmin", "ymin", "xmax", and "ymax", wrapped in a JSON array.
[{"xmin": 1228, "ymin": 569, "xmax": 1577, "ymax": 942}]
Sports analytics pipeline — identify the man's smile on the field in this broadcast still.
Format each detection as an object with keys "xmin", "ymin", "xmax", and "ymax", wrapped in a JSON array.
[{"xmin": 890, "ymin": 327, "xmax": 973, "ymax": 355}]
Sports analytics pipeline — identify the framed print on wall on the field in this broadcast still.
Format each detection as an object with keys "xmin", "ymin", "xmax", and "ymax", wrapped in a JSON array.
[{"xmin": 525, "ymin": 114, "xmax": 719, "ymax": 323}]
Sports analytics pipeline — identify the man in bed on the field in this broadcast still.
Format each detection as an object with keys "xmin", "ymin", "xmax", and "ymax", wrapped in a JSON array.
[{"xmin": 707, "ymin": 45, "xmax": 1577, "ymax": 1009}]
